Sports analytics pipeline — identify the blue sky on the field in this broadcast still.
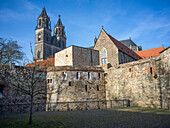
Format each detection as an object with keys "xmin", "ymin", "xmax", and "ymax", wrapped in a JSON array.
[{"xmin": 0, "ymin": 0, "xmax": 170, "ymax": 61}]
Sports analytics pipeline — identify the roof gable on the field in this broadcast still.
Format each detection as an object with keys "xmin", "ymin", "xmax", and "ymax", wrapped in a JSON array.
[{"xmin": 107, "ymin": 34, "xmax": 141, "ymax": 59}]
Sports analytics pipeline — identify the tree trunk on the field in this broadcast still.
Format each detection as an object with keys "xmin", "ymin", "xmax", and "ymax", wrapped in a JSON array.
[{"xmin": 29, "ymin": 96, "xmax": 33, "ymax": 124}]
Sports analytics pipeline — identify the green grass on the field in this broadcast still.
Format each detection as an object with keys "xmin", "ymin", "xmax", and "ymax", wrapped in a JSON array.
[{"xmin": 0, "ymin": 107, "xmax": 170, "ymax": 128}]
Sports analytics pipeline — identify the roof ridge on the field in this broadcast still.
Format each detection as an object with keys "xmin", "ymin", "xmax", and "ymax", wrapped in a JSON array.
[{"xmin": 107, "ymin": 33, "xmax": 141, "ymax": 59}]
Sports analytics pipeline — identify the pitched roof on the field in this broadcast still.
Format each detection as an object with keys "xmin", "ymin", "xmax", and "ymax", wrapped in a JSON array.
[
  {"xmin": 39, "ymin": 6, "xmax": 48, "ymax": 18},
  {"xmin": 107, "ymin": 33, "xmax": 141, "ymax": 59},
  {"xmin": 135, "ymin": 47, "xmax": 165, "ymax": 59},
  {"xmin": 26, "ymin": 58, "xmax": 54, "ymax": 67}
]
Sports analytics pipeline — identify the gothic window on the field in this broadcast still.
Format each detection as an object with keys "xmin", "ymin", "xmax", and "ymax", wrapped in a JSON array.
[
  {"xmin": 38, "ymin": 33, "xmax": 41, "ymax": 41},
  {"xmin": 37, "ymin": 51, "xmax": 40, "ymax": 59},
  {"xmin": 39, "ymin": 19, "xmax": 41, "ymax": 26},
  {"xmin": 101, "ymin": 47, "xmax": 107, "ymax": 64}
]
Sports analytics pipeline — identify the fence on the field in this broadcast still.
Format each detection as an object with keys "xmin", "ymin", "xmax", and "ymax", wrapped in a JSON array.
[{"xmin": 0, "ymin": 99, "xmax": 130, "ymax": 114}]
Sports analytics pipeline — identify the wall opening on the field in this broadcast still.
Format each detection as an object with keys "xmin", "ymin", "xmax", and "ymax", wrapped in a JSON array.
[
  {"xmin": 85, "ymin": 85, "xmax": 87, "ymax": 92},
  {"xmin": 150, "ymin": 67, "xmax": 153, "ymax": 74},
  {"xmin": 76, "ymin": 72, "xmax": 79, "ymax": 80},
  {"xmin": 0, "ymin": 84, "xmax": 5, "ymax": 98},
  {"xmin": 88, "ymin": 72, "xmax": 90, "ymax": 80},
  {"xmin": 98, "ymin": 73, "xmax": 101, "ymax": 79},
  {"xmin": 47, "ymin": 79, "xmax": 52, "ymax": 83},
  {"xmin": 97, "ymin": 85, "xmax": 99, "ymax": 91},
  {"xmin": 62, "ymin": 72, "xmax": 67, "ymax": 80},
  {"xmin": 69, "ymin": 82, "xmax": 71, "ymax": 86}
]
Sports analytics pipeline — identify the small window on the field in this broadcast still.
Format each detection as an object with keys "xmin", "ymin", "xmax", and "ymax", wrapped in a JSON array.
[
  {"xmin": 97, "ymin": 85, "xmax": 99, "ymax": 91},
  {"xmin": 150, "ymin": 67, "xmax": 153, "ymax": 74},
  {"xmin": 85, "ymin": 85, "xmax": 87, "ymax": 92},
  {"xmin": 0, "ymin": 85, "xmax": 5, "ymax": 98},
  {"xmin": 47, "ymin": 79, "xmax": 52, "ymax": 83},
  {"xmin": 98, "ymin": 73, "xmax": 101, "ymax": 79},
  {"xmin": 69, "ymin": 82, "xmax": 71, "ymax": 86},
  {"xmin": 88, "ymin": 72, "xmax": 90, "ymax": 80},
  {"xmin": 129, "ymin": 68, "xmax": 131, "ymax": 72},
  {"xmin": 102, "ymin": 39, "xmax": 105, "ymax": 43},
  {"xmin": 76, "ymin": 72, "xmax": 79, "ymax": 80},
  {"xmin": 62, "ymin": 72, "xmax": 67, "ymax": 80},
  {"xmin": 66, "ymin": 55, "xmax": 68, "ymax": 57},
  {"xmin": 38, "ymin": 34, "xmax": 41, "ymax": 41}
]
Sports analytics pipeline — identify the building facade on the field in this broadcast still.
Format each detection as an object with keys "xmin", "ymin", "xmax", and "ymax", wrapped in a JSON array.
[{"xmin": 0, "ymin": 7, "xmax": 169, "ymax": 112}]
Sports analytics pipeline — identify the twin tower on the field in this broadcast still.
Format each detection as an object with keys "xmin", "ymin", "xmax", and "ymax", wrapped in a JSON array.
[{"xmin": 35, "ymin": 7, "xmax": 66, "ymax": 61}]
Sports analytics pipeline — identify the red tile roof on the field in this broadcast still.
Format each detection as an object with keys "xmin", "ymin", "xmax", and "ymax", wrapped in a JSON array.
[
  {"xmin": 26, "ymin": 58, "xmax": 55, "ymax": 67},
  {"xmin": 107, "ymin": 34, "xmax": 142, "ymax": 59},
  {"xmin": 135, "ymin": 47, "xmax": 165, "ymax": 59}
]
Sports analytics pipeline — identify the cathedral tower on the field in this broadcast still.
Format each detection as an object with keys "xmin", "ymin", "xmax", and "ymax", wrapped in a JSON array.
[
  {"xmin": 35, "ymin": 6, "xmax": 52, "ymax": 61},
  {"xmin": 53, "ymin": 15, "xmax": 66, "ymax": 50}
]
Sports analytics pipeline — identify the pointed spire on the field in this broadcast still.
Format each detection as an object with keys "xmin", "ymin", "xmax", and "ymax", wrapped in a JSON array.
[
  {"xmin": 94, "ymin": 36, "xmax": 97, "ymax": 45},
  {"xmin": 39, "ymin": 6, "xmax": 48, "ymax": 18},
  {"xmin": 56, "ymin": 15, "xmax": 63, "ymax": 26}
]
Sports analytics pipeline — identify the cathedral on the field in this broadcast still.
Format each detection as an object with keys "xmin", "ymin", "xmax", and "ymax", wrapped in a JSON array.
[
  {"xmin": 0, "ymin": 7, "xmax": 169, "ymax": 112},
  {"xmin": 35, "ymin": 7, "xmax": 66, "ymax": 61}
]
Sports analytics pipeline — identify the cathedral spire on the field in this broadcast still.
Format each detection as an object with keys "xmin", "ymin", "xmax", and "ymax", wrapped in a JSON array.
[
  {"xmin": 39, "ymin": 6, "xmax": 48, "ymax": 18},
  {"xmin": 56, "ymin": 15, "xmax": 63, "ymax": 26},
  {"xmin": 36, "ymin": 6, "xmax": 51, "ymax": 30}
]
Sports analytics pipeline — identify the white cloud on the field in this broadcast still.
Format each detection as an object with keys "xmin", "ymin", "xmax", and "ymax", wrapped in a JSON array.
[{"xmin": 119, "ymin": 10, "xmax": 170, "ymax": 40}]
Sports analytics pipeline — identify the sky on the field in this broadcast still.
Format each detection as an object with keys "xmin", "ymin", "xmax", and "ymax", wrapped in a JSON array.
[{"xmin": 0, "ymin": 0, "xmax": 170, "ymax": 61}]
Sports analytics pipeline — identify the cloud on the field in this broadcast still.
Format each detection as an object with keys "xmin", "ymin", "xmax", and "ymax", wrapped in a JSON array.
[{"xmin": 119, "ymin": 10, "xmax": 170, "ymax": 40}]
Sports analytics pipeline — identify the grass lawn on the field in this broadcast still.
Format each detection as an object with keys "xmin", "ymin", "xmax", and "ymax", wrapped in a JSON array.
[{"xmin": 0, "ymin": 107, "xmax": 170, "ymax": 128}]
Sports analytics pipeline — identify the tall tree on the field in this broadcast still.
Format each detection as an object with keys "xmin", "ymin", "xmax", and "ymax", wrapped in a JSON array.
[
  {"xmin": 0, "ymin": 38, "xmax": 25, "ymax": 65},
  {"xmin": 0, "ymin": 42, "xmax": 50, "ymax": 124}
]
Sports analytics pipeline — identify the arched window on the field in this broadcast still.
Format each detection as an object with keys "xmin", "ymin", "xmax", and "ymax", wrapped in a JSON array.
[{"xmin": 101, "ymin": 47, "xmax": 107, "ymax": 64}]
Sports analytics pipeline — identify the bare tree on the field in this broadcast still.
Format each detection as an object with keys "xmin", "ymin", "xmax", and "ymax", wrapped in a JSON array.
[
  {"xmin": 0, "ymin": 38, "xmax": 25, "ymax": 65},
  {"xmin": 0, "ymin": 43, "xmax": 50, "ymax": 124}
]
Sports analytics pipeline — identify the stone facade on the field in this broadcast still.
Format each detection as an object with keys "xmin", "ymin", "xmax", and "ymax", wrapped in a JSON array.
[
  {"xmin": 94, "ymin": 29, "xmax": 119, "ymax": 66},
  {"xmin": 94, "ymin": 29, "xmax": 140, "ymax": 66},
  {"xmin": 46, "ymin": 66, "xmax": 105, "ymax": 110},
  {"xmin": 55, "ymin": 46, "xmax": 99, "ymax": 66},
  {"xmin": 104, "ymin": 48, "xmax": 170, "ymax": 108}
]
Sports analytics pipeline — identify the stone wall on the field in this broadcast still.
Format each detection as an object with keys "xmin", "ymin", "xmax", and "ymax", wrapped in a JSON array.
[
  {"xmin": 46, "ymin": 66, "xmax": 106, "ymax": 110},
  {"xmin": 55, "ymin": 46, "xmax": 99, "ymax": 66},
  {"xmin": 73, "ymin": 46, "xmax": 99, "ymax": 66},
  {"xmin": 105, "ymin": 55, "xmax": 170, "ymax": 108},
  {"xmin": 55, "ymin": 46, "xmax": 73, "ymax": 66}
]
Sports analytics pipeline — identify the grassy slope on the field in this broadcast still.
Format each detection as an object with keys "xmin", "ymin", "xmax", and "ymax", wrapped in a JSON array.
[{"xmin": 0, "ymin": 107, "xmax": 170, "ymax": 128}]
